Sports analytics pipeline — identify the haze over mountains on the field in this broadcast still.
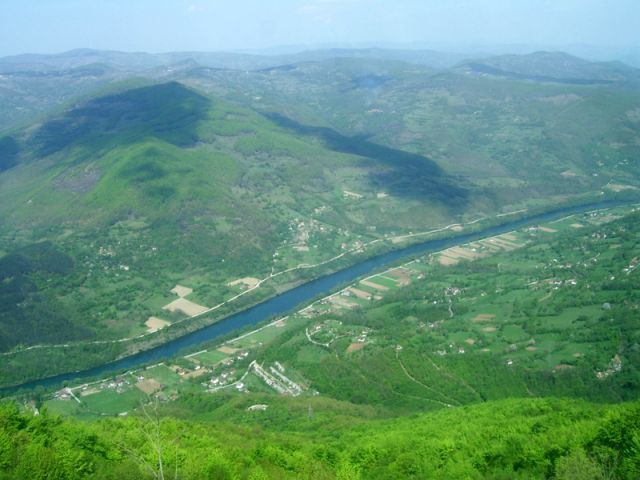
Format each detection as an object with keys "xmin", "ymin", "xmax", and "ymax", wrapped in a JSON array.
[{"xmin": 2, "ymin": 47, "xmax": 639, "ymax": 131}]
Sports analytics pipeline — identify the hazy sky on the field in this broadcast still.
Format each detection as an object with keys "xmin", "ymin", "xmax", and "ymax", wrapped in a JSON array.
[{"xmin": 0, "ymin": 0, "xmax": 638, "ymax": 56}]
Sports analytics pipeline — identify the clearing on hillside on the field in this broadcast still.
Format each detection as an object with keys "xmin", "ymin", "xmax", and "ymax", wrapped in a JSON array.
[
  {"xmin": 329, "ymin": 295, "xmax": 359, "ymax": 309},
  {"xmin": 145, "ymin": 316, "xmax": 170, "ymax": 333},
  {"xmin": 348, "ymin": 287, "xmax": 373, "ymax": 300},
  {"xmin": 227, "ymin": 277, "xmax": 261, "ymax": 288},
  {"xmin": 438, "ymin": 246, "xmax": 482, "ymax": 265},
  {"xmin": 136, "ymin": 378, "xmax": 161, "ymax": 395},
  {"xmin": 473, "ymin": 314, "xmax": 496, "ymax": 323},
  {"xmin": 387, "ymin": 268, "xmax": 412, "ymax": 286},
  {"xmin": 606, "ymin": 183, "xmax": 638, "ymax": 192},
  {"xmin": 163, "ymin": 298, "xmax": 208, "ymax": 316},
  {"xmin": 360, "ymin": 279, "xmax": 389, "ymax": 291},
  {"xmin": 170, "ymin": 284, "xmax": 193, "ymax": 297},
  {"xmin": 347, "ymin": 342, "xmax": 366, "ymax": 353},
  {"xmin": 218, "ymin": 346, "xmax": 239, "ymax": 354}
]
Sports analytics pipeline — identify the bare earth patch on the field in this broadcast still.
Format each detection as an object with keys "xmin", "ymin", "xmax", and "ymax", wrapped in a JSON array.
[
  {"xmin": 438, "ymin": 245, "xmax": 485, "ymax": 265},
  {"xmin": 274, "ymin": 319, "xmax": 287, "ymax": 328},
  {"xmin": 182, "ymin": 369, "xmax": 209, "ymax": 379},
  {"xmin": 218, "ymin": 346, "xmax": 239, "ymax": 354},
  {"xmin": 387, "ymin": 268, "xmax": 412, "ymax": 286},
  {"xmin": 329, "ymin": 295, "xmax": 359, "ymax": 309},
  {"xmin": 145, "ymin": 316, "xmax": 171, "ymax": 333},
  {"xmin": 473, "ymin": 314, "xmax": 496, "ymax": 323},
  {"xmin": 482, "ymin": 326, "xmax": 497, "ymax": 333},
  {"xmin": 538, "ymin": 226, "xmax": 557, "ymax": 233},
  {"xmin": 360, "ymin": 279, "xmax": 389, "ymax": 291},
  {"xmin": 136, "ymin": 378, "xmax": 162, "ymax": 395},
  {"xmin": 526, "ymin": 346, "xmax": 537, "ymax": 352},
  {"xmin": 348, "ymin": 287, "xmax": 372, "ymax": 300},
  {"xmin": 79, "ymin": 387, "xmax": 100, "ymax": 397},
  {"xmin": 465, "ymin": 338, "xmax": 476, "ymax": 345},
  {"xmin": 163, "ymin": 298, "xmax": 209, "ymax": 316},
  {"xmin": 482, "ymin": 235, "xmax": 523, "ymax": 251},
  {"xmin": 228, "ymin": 277, "xmax": 260, "ymax": 288},
  {"xmin": 439, "ymin": 254, "xmax": 459, "ymax": 266},
  {"xmin": 347, "ymin": 342, "xmax": 366, "ymax": 353},
  {"xmin": 171, "ymin": 284, "xmax": 193, "ymax": 298},
  {"xmin": 606, "ymin": 183, "xmax": 638, "ymax": 193},
  {"xmin": 451, "ymin": 225, "xmax": 464, "ymax": 232},
  {"xmin": 570, "ymin": 223, "xmax": 584, "ymax": 228},
  {"xmin": 561, "ymin": 170, "xmax": 577, "ymax": 177}
]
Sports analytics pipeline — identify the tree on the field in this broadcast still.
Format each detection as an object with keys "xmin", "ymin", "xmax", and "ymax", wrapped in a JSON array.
[{"xmin": 554, "ymin": 449, "xmax": 601, "ymax": 480}]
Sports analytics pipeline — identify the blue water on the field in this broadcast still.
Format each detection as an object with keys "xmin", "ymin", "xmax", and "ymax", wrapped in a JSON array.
[{"xmin": 0, "ymin": 200, "xmax": 625, "ymax": 395}]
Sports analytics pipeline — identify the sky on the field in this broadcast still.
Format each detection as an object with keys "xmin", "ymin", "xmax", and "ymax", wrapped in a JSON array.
[{"xmin": 0, "ymin": 0, "xmax": 638, "ymax": 57}]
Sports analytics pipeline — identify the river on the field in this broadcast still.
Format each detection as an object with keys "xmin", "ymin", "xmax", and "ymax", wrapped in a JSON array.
[{"xmin": 0, "ymin": 200, "xmax": 628, "ymax": 395}]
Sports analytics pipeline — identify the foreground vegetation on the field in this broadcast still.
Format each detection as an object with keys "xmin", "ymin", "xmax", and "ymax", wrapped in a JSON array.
[{"xmin": 2, "ymin": 397, "xmax": 640, "ymax": 479}]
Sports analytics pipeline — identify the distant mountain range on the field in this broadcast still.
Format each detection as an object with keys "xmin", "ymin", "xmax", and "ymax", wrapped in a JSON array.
[{"xmin": 455, "ymin": 51, "xmax": 640, "ymax": 84}]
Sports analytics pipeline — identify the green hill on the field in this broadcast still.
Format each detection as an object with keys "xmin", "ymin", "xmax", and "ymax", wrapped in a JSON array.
[{"xmin": 0, "ymin": 80, "xmax": 478, "ymax": 383}]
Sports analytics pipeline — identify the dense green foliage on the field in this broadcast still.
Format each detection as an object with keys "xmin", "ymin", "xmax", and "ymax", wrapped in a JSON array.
[
  {"xmin": 1, "ymin": 397, "xmax": 639, "ymax": 479},
  {"xmin": 0, "ymin": 242, "xmax": 88, "ymax": 351}
]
